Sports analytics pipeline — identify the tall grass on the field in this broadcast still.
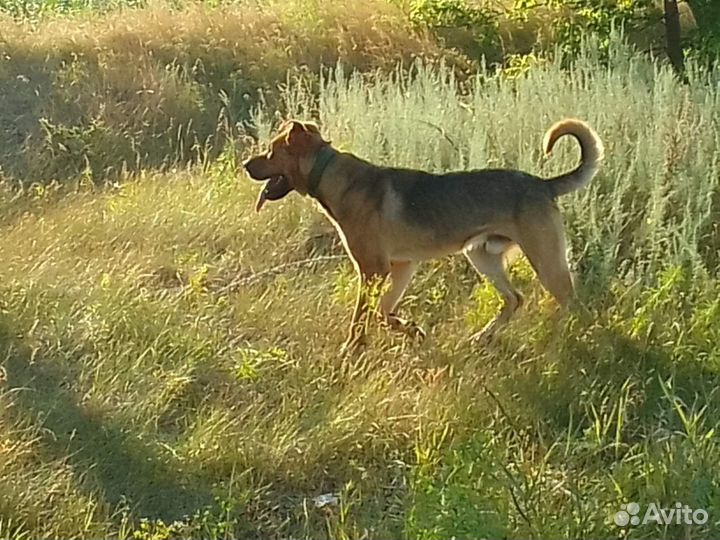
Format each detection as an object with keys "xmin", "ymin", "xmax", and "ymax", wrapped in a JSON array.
[
  {"xmin": 267, "ymin": 37, "xmax": 720, "ymax": 281},
  {"xmin": 0, "ymin": 0, "xmax": 460, "ymax": 184},
  {"xmin": 0, "ymin": 0, "xmax": 691, "ymax": 187},
  {"xmin": 0, "ymin": 37, "xmax": 719, "ymax": 539}
]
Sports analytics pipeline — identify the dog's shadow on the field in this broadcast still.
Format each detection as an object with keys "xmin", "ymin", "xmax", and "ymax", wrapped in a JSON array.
[{"xmin": 0, "ymin": 318, "xmax": 213, "ymax": 522}]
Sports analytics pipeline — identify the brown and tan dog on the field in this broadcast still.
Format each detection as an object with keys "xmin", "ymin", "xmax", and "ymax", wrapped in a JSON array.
[{"xmin": 244, "ymin": 119, "xmax": 603, "ymax": 350}]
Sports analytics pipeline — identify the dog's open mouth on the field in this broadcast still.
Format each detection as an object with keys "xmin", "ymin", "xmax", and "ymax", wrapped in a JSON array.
[{"xmin": 255, "ymin": 175, "xmax": 293, "ymax": 212}]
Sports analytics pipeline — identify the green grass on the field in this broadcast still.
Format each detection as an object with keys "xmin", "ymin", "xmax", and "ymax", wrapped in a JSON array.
[
  {"xmin": 1, "ymin": 35, "xmax": 720, "ymax": 539},
  {"xmin": 0, "ymin": 0, "xmax": 144, "ymax": 18}
]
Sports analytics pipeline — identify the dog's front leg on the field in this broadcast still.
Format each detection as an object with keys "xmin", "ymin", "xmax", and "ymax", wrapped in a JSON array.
[
  {"xmin": 341, "ymin": 258, "xmax": 390, "ymax": 353},
  {"xmin": 379, "ymin": 261, "xmax": 425, "ymax": 339}
]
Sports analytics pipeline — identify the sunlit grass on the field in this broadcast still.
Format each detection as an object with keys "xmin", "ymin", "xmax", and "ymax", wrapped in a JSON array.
[
  {"xmin": 0, "ymin": 0, "xmax": 459, "ymax": 184},
  {"xmin": 1, "ymin": 36, "xmax": 719, "ymax": 539}
]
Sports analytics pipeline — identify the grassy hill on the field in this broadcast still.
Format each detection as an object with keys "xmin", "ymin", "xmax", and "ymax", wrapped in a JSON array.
[{"xmin": 1, "ymin": 2, "xmax": 720, "ymax": 539}]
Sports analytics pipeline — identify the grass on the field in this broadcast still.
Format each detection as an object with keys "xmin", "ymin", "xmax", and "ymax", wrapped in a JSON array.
[
  {"xmin": 0, "ymin": 0, "xmax": 465, "ymax": 184},
  {"xmin": 1, "ymin": 32, "xmax": 720, "ymax": 538},
  {"xmin": 2, "ymin": 0, "xmax": 685, "ymax": 187}
]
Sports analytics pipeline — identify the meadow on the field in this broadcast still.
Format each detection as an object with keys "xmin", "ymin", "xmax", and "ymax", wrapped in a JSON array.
[{"xmin": 1, "ymin": 1, "xmax": 720, "ymax": 539}]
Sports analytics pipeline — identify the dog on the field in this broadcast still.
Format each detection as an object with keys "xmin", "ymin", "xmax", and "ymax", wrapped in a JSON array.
[{"xmin": 244, "ymin": 119, "xmax": 603, "ymax": 350}]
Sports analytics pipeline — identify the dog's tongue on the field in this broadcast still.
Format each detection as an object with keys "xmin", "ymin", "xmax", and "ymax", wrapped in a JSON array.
[
  {"xmin": 255, "ymin": 189, "xmax": 268, "ymax": 212},
  {"xmin": 254, "ymin": 176, "xmax": 293, "ymax": 213}
]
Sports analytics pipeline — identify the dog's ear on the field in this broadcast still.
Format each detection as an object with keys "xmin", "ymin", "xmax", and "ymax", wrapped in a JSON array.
[
  {"xmin": 286, "ymin": 120, "xmax": 305, "ymax": 136},
  {"xmin": 285, "ymin": 120, "xmax": 320, "ymax": 154},
  {"xmin": 303, "ymin": 122, "xmax": 321, "ymax": 135}
]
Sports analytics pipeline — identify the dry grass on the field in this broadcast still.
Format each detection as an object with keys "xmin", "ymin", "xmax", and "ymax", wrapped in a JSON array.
[
  {"xmin": 1, "ymin": 0, "xmax": 692, "ymax": 187},
  {"xmin": 1, "ymin": 34, "xmax": 720, "ymax": 538},
  {"xmin": 0, "ymin": 0, "xmax": 464, "ymax": 184}
]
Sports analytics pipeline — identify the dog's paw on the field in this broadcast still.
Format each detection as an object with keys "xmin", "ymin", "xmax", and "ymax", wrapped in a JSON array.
[
  {"xmin": 469, "ymin": 322, "xmax": 497, "ymax": 344},
  {"xmin": 385, "ymin": 314, "xmax": 426, "ymax": 340},
  {"xmin": 340, "ymin": 335, "xmax": 366, "ymax": 356}
]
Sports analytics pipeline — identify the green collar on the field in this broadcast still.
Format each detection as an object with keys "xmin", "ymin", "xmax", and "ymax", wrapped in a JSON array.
[{"xmin": 307, "ymin": 146, "xmax": 337, "ymax": 198}]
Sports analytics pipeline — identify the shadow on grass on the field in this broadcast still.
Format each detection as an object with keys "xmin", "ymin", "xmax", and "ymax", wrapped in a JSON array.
[
  {"xmin": 0, "ymin": 319, "xmax": 214, "ymax": 522},
  {"xmin": 504, "ymin": 318, "xmax": 720, "ymax": 443},
  {"xmin": 0, "ymin": 50, "xmax": 238, "ymax": 189}
]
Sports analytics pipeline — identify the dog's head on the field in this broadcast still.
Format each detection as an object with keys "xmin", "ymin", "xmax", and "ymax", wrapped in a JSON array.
[{"xmin": 243, "ymin": 120, "xmax": 328, "ymax": 212}]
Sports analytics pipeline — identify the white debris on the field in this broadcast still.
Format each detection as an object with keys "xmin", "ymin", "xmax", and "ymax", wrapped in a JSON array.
[{"xmin": 312, "ymin": 493, "xmax": 339, "ymax": 508}]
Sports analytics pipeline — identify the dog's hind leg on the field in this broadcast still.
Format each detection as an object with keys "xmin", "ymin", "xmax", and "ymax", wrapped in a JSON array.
[
  {"xmin": 465, "ymin": 245, "xmax": 523, "ymax": 341},
  {"xmin": 516, "ymin": 213, "xmax": 574, "ymax": 306},
  {"xmin": 379, "ymin": 261, "xmax": 425, "ymax": 339}
]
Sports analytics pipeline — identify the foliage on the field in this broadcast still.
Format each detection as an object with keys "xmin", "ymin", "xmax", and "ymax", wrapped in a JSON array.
[
  {"xmin": 408, "ymin": 0, "xmax": 501, "ymax": 60},
  {"xmin": 512, "ymin": 0, "xmax": 659, "ymax": 58},
  {"xmin": 0, "ymin": 0, "xmax": 145, "ymax": 19},
  {"xmin": 686, "ymin": 0, "xmax": 720, "ymax": 65}
]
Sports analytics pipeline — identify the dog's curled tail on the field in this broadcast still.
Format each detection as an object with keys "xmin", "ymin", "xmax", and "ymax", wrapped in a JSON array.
[{"xmin": 543, "ymin": 119, "xmax": 604, "ymax": 197}]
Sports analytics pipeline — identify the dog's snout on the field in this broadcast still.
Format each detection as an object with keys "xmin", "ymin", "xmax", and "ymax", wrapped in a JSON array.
[
  {"xmin": 243, "ymin": 156, "xmax": 272, "ymax": 181},
  {"xmin": 243, "ymin": 157, "xmax": 261, "ymax": 178}
]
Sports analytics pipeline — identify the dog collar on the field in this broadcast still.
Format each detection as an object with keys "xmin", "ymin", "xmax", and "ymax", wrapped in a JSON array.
[{"xmin": 307, "ymin": 146, "xmax": 337, "ymax": 198}]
